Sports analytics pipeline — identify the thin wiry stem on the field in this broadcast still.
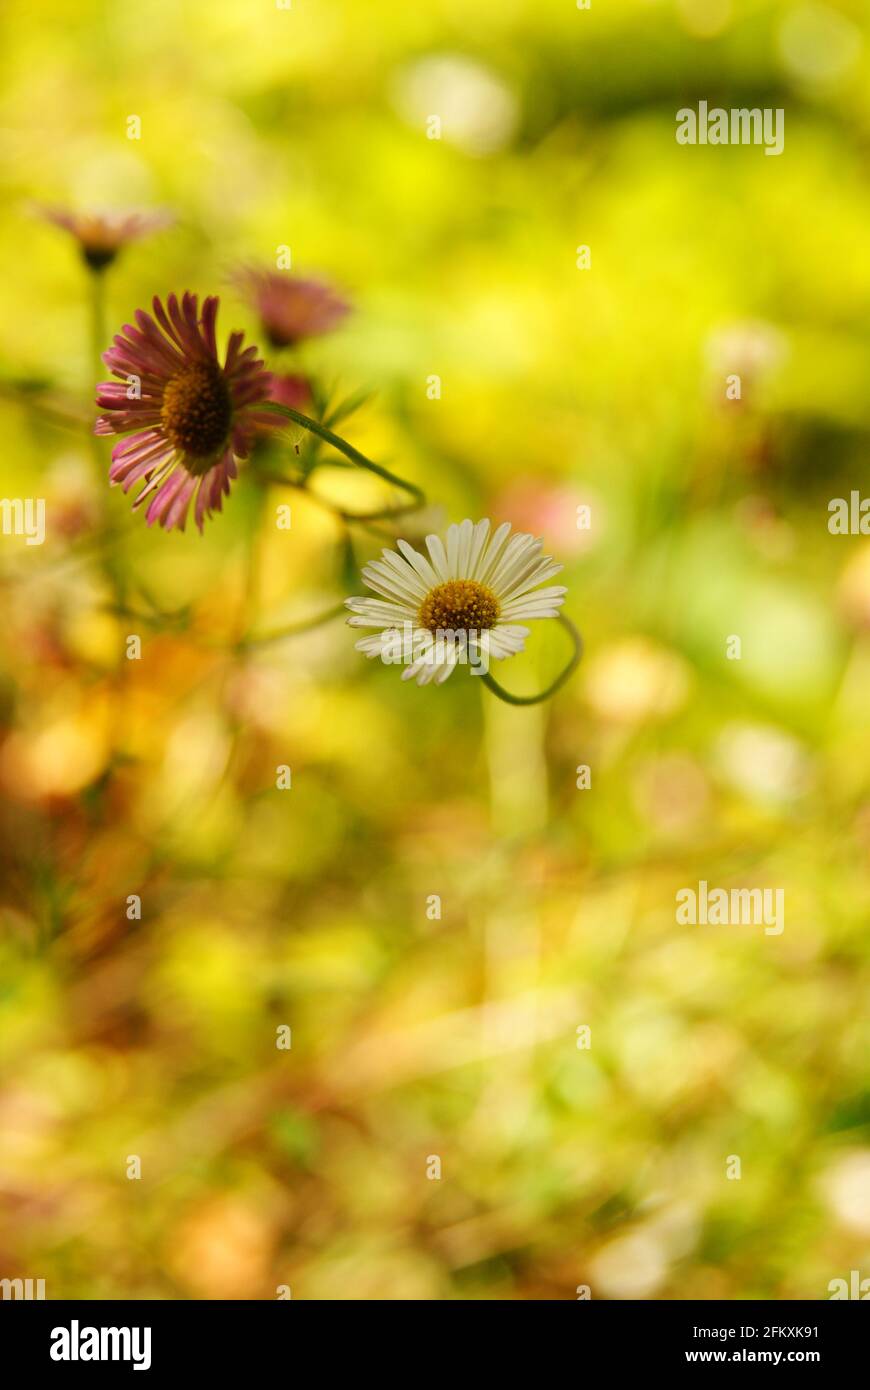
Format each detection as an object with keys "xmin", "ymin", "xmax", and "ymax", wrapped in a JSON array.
[
  {"xmin": 479, "ymin": 614, "xmax": 583, "ymax": 706},
  {"xmin": 87, "ymin": 266, "xmax": 126, "ymax": 608},
  {"xmin": 239, "ymin": 600, "xmax": 348, "ymax": 649},
  {"xmin": 258, "ymin": 401, "xmax": 425, "ymax": 519},
  {"xmin": 0, "ymin": 381, "xmax": 87, "ymax": 431},
  {"xmin": 256, "ymin": 469, "xmax": 412, "ymax": 527},
  {"xmin": 89, "ymin": 268, "xmax": 107, "ymax": 387}
]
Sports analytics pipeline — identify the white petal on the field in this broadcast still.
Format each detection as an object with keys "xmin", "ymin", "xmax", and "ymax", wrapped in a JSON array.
[
  {"xmin": 397, "ymin": 538, "xmax": 439, "ymax": 588},
  {"xmin": 426, "ymin": 532, "xmax": 449, "ymax": 580},
  {"xmin": 500, "ymin": 593, "xmax": 566, "ymax": 612},
  {"xmin": 467, "ymin": 518, "xmax": 491, "ymax": 579},
  {"xmin": 379, "ymin": 548, "xmax": 428, "ymax": 597},
  {"xmin": 346, "ymin": 596, "xmax": 416, "ymax": 619},
  {"xmin": 354, "ymin": 633, "xmax": 392, "ymax": 657},
  {"xmin": 359, "ymin": 575, "xmax": 416, "ymax": 607},
  {"xmin": 455, "ymin": 518, "xmax": 474, "ymax": 577},
  {"xmin": 496, "ymin": 547, "xmax": 549, "ymax": 595},
  {"xmin": 503, "ymin": 585, "xmax": 567, "ymax": 604},
  {"xmin": 401, "ymin": 657, "xmax": 428, "ymax": 682},
  {"xmin": 483, "ymin": 534, "xmax": 529, "ymax": 591},
  {"xmin": 490, "ymin": 536, "xmax": 542, "ymax": 596},
  {"xmin": 502, "ymin": 558, "xmax": 564, "ymax": 600},
  {"xmin": 360, "ymin": 565, "xmax": 420, "ymax": 604},
  {"xmin": 476, "ymin": 521, "xmax": 512, "ymax": 583},
  {"xmin": 416, "ymin": 658, "xmax": 441, "ymax": 685},
  {"xmin": 487, "ymin": 628, "xmax": 528, "ymax": 658},
  {"xmin": 348, "ymin": 616, "xmax": 402, "ymax": 629},
  {"xmin": 434, "ymin": 649, "xmax": 460, "ymax": 683},
  {"xmin": 446, "ymin": 522, "xmax": 461, "ymax": 578},
  {"xmin": 500, "ymin": 597, "xmax": 566, "ymax": 620},
  {"xmin": 363, "ymin": 561, "xmax": 425, "ymax": 608},
  {"xmin": 347, "ymin": 604, "xmax": 416, "ymax": 628}
]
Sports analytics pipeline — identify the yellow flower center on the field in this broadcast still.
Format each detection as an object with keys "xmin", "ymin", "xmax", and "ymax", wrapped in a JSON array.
[
  {"xmin": 162, "ymin": 361, "xmax": 233, "ymax": 470},
  {"xmin": 418, "ymin": 579, "xmax": 500, "ymax": 633}
]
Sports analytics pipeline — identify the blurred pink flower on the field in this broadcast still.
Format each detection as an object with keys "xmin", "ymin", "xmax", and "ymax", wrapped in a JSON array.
[
  {"xmin": 38, "ymin": 206, "xmax": 173, "ymax": 270},
  {"xmin": 95, "ymin": 292, "xmax": 275, "ymax": 532},
  {"xmin": 255, "ymin": 371, "xmax": 316, "ymax": 452},
  {"xmin": 265, "ymin": 372, "xmax": 314, "ymax": 412},
  {"xmin": 493, "ymin": 480, "xmax": 600, "ymax": 556},
  {"xmin": 238, "ymin": 268, "xmax": 349, "ymax": 347}
]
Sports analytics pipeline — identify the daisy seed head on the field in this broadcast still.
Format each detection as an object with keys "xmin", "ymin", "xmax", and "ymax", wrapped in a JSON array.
[
  {"xmin": 418, "ymin": 578, "xmax": 500, "ymax": 633},
  {"xmin": 161, "ymin": 361, "xmax": 234, "ymax": 466}
]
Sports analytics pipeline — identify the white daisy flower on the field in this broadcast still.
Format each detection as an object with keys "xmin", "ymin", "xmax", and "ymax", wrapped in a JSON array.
[{"xmin": 346, "ymin": 517, "xmax": 568, "ymax": 686}]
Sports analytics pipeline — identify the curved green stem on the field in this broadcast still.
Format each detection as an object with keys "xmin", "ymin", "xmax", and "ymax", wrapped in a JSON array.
[
  {"xmin": 479, "ymin": 614, "xmax": 583, "ymax": 706},
  {"xmin": 258, "ymin": 401, "xmax": 425, "ymax": 520},
  {"xmin": 239, "ymin": 600, "xmax": 347, "ymax": 649}
]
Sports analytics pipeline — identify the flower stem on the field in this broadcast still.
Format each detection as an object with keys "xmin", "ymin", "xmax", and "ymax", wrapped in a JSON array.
[
  {"xmin": 89, "ymin": 268, "xmax": 107, "ymax": 386},
  {"xmin": 258, "ymin": 401, "xmax": 425, "ymax": 519},
  {"xmin": 239, "ymin": 600, "xmax": 347, "ymax": 649},
  {"xmin": 479, "ymin": 614, "xmax": 583, "ymax": 706},
  {"xmin": 87, "ymin": 269, "xmax": 108, "ymax": 494},
  {"xmin": 87, "ymin": 267, "xmax": 125, "ymax": 607}
]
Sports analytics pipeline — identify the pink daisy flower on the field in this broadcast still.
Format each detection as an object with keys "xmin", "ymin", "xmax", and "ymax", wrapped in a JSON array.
[
  {"xmin": 39, "ymin": 206, "xmax": 173, "ymax": 270},
  {"xmin": 95, "ymin": 292, "xmax": 276, "ymax": 532},
  {"xmin": 238, "ymin": 268, "xmax": 349, "ymax": 347}
]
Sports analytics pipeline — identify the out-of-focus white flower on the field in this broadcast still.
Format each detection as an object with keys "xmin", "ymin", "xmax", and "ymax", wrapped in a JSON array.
[
  {"xmin": 819, "ymin": 1151, "xmax": 870, "ymax": 1235},
  {"xmin": 779, "ymin": 4, "xmax": 862, "ymax": 85},
  {"xmin": 713, "ymin": 722, "xmax": 811, "ymax": 806},
  {"xmin": 585, "ymin": 638, "xmax": 692, "ymax": 724},
  {"xmin": 391, "ymin": 55, "xmax": 518, "ymax": 156},
  {"xmin": 588, "ymin": 1230, "xmax": 669, "ymax": 1300},
  {"xmin": 705, "ymin": 319, "xmax": 788, "ymax": 385}
]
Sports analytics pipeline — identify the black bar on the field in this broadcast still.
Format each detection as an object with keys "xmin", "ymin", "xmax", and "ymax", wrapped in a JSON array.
[{"xmin": 1, "ymin": 1298, "xmax": 864, "ymax": 1375}]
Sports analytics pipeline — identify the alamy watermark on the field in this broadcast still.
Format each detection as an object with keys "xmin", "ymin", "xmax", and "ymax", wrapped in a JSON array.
[
  {"xmin": 50, "ymin": 1321, "xmax": 151, "ymax": 1371},
  {"xmin": 828, "ymin": 1270, "xmax": 869, "ymax": 1299},
  {"xmin": 828, "ymin": 492, "xmax": 870, "ymax": 534},
  {"xmin": 0, "ymin": 1276, "xmax": 45, "ymax": 1299},
  {"xmin": 676, "ymin": 102, "xmax": 784, "ymax": 157},
  {"xmin": 676, "ymin": 881, "xmax": 784, "ymax": 935},
  {"xmin": 381, "ymin": 623, "xmax": 492, "ymax": 675},
  {"xmin": 0, "ymin": 497, "xmax": 45, "ymax": 545}
]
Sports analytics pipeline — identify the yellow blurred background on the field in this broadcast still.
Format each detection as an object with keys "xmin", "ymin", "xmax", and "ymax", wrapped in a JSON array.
[{"xmin": 1, "ymin": 0, "xmax": 869, "ymax": 1299}]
